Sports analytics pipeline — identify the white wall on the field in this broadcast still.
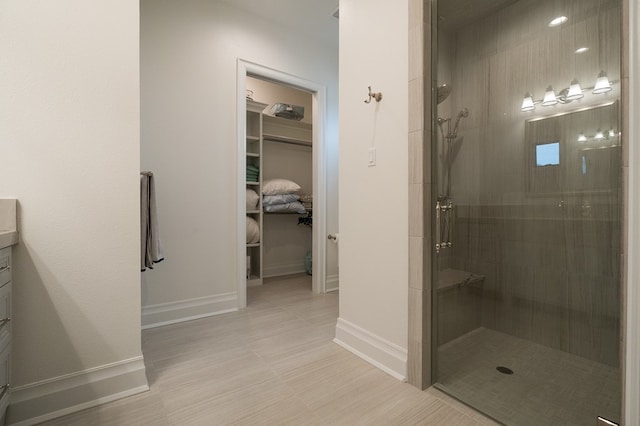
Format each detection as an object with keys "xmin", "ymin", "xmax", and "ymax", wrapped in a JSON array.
[
  {"xmin": 140, "ymin": 0, "xmax": 338, "ymax": 324},
  {"xmin": 335, "ymin": 0, "xmax": 409, "ymax": 379},
  {"xmin": 0, "ymin": 0, "xmax": 146, "ymax": 422}
]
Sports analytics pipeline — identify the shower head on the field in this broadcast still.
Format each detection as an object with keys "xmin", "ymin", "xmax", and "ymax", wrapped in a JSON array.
[
  {"xmin": 437, "ymin": 84, "xmax": 451, "ymax": 104},
  {"xmin": 452, "ymin": 108, "xmax": 469, "ymax": 137}
]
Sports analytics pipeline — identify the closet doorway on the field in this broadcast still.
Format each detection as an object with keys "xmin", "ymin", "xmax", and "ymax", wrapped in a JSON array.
[{"xmin": 236, "ymin": 60, "xmax": 329, "ymax": 308}]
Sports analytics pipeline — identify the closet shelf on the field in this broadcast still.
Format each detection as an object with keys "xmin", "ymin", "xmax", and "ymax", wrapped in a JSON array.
[
  {"xmin": 245, "ymin": 100, "xmax": 268, "ymax": 288},
  {"xmin": 263, "ymin": 133, "xmax": 311, "ymax": 147},
  {"xmin": 264, "ymin": 211, "xmax": 311, "ymax": 215}
]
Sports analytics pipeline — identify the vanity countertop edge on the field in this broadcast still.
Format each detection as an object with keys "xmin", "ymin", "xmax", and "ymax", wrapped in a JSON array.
[
  {"xmin": 0, "ymin": 232, "xmax": 18, "ymax": 250},
  {"xmin": 0, "ymin": 199, "xmax": 18, "ymax": 249}
]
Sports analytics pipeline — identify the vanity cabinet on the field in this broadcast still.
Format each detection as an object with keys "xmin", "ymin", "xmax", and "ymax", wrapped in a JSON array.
[{"xmin": 0, "ymin": 247, "xmax": 12, "ymax": 425}]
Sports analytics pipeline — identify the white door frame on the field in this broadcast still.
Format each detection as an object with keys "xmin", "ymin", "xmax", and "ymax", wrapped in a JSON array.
[{"xmin": 236, "ymin": 59, "xmax": 328, "ymax": 308}]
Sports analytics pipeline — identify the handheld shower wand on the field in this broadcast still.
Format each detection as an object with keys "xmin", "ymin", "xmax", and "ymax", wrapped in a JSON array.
[{"xmin": 451, "ymin": 108, "xmax": 469, "ymax": 139}]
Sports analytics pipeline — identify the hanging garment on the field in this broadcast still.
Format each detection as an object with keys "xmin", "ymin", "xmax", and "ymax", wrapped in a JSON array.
[{"xmin": 141, "ymin": 171, "xmax": 164, "ymax": 271}]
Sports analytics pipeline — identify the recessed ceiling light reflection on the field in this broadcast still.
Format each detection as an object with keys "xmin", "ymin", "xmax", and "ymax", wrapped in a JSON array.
[
  {"xmin": 548, "ymin": 16, "xmax": 568, "ymax": 27},
  {"xmin": 575, "ymin": 47, "xmax": 589, "ymax": 54}
]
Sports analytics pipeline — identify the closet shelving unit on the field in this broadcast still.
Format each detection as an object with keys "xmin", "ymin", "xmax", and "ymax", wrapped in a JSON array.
[
  {"xmin": 262, "ymin": 115, "xmax": 312, "ymax": 218},
  {"xmin": 246, "ymin": 100, "xmax": 267, "ymax": 286},
  {"xmin": 246, "ymin": 105, "xmax": 313, "ymax": 282},
  {"xmin": 261, "ymin": 114, "xmax": 313, "ymax": 278},
  {"xmin": 263, "ymin": 114, "xmax": 312, "ymax": 148},
  {"xmin": 262, "ymin": 133, "xmax": 311, "ymax": 148}
]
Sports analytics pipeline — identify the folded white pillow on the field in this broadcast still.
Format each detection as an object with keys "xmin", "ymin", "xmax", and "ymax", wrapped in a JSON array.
[
  {"xmin": 246, "ymin": 188, "xmax": 259, "ymax": 209},
  {"xmin": 263, "ymin": 201, "xmax": 307, "ymax": 214},
  {"xmin": 246, "ymin": 216, "xmax": 260, "ymax": 244},
  {"xmin": 262, "ymin": 193, "xmax": 300, "ymax": 206},
  {"xmin": 262, "ymin": 178, "xmax": 301, "ymax": 195}
]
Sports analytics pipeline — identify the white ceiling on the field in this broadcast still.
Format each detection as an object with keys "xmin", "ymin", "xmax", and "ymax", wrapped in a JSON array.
[
  {"xmin": 217, "ymin": 0, "xmax": 339, "ymax": 46},
  {"xmin": 217, "ymin": 0, "xmax": 520, "ymax": 47}
]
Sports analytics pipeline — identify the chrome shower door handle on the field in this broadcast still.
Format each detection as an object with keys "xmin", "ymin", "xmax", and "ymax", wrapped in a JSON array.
[
  {"xmin": 435, "ymin": 201, "xmax": 442, "ymax": 254},
  {"xmin": 446, "ymin": 200, "xmax": 453, "ymax": 249},
  {"xmin": 435, "ymin": 200, "xmax": 453, "ymax": 254}
]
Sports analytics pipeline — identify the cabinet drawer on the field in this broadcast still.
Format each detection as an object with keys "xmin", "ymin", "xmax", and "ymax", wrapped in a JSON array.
[
  {"xmin": 0, "ymin": 342, "xmax": 10, "ymax": 418},
  {"xmin": 0, "ymin": 248, "xmax": 10, "ymax": 287},
  {"xmin": 0, "ymin": 283, "xmax": 11, "ymax": 347}
]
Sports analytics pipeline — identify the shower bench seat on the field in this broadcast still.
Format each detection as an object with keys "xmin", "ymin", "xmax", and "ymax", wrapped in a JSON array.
[{"xmin": 437, "ymin": 268, "xmax": 485, "ymax": 292}]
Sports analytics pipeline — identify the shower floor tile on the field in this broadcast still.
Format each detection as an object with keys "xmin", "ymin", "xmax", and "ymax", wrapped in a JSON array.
[{"xmin": 436, "ymin": 327, "xmax": 621, "ymax": 426}]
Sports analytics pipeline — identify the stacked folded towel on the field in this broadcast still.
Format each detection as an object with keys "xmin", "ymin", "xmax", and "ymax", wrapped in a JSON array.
[{"xmin": 246, "ymin": 165, "xmax": 259, "ymax": 182}]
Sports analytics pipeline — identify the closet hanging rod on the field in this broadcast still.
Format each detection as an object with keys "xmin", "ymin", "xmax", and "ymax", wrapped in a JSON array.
[{"xmin": 263, "ymin": 133, "xmax": 311, "ymax": 147}]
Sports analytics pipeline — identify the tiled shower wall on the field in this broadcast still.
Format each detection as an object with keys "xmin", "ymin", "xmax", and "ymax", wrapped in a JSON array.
[
  {"xmin": 406, "ymin": 0, "xmax": 431, "ymax": 388},
  {"xmin": 441, "ymin": 0, "xmax": 622, "ymax": 367},
  {"xmin": 451, "ymin": 205, "xmax": 621, "ymax": 367},
  {"xmin": 442, "ymin": 0, "xmax": 621, "ymax": 207}
]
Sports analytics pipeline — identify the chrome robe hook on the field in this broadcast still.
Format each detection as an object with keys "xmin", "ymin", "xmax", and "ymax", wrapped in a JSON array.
[{"xmin": 364, "ymin": 86, "xmax": 382, "ymax": 103}]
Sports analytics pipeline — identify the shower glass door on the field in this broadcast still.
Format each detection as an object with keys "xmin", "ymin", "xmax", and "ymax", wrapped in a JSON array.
[{"xmin": 431, "ymin": 0, "xmax": 622, "ymax": 424}]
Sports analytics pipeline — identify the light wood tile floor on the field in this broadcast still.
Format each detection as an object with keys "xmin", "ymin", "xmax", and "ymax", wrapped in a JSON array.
[{"xmin": 38, "ymin": 274, "xmax": 497, "ymax": 426}]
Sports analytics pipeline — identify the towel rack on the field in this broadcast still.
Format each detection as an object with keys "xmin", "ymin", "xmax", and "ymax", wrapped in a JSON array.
[{"xmin": 140, "ymin": 171, "xmax": 153, "ymax": 176}]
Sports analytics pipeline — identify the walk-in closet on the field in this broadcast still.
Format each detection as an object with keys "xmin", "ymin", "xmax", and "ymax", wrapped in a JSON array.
[{"xmin": 245, "ymin": 77, "xmax": 313, "ymax": 294}]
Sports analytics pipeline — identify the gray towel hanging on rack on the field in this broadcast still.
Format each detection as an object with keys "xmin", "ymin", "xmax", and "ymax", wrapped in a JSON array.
[{"xmin": 141, "ymin": 171, "xmax": 164, "ymax": 271}]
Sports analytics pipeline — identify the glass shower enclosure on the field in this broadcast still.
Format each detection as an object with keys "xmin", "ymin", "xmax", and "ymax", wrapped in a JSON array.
[{"xmin": 431, "ymin": 0, "xmax": 622, "ymax": 424}]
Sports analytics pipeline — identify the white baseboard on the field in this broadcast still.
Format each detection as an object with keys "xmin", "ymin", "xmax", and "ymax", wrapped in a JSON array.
[
  {"xmin": 247, "ymin": 277, "xmax": 263, "ymax": 287},
  {"xmin": 8, "ymin": 357, "xmax": 148, "ymax": 426},
  {"xmin": 263, "ymin": 262, "xmax": 306, "ymax": 278},
  {"xmin": 333, "ymin": 317, "xmax": 407, "ymax": 381},
  {"xmin": 142, "ymin": 292, "xmax": 238, "ymax": 329},
  {"xmin": 326, "ymin": 274, "xmax": 339, "ymax": 292}
]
